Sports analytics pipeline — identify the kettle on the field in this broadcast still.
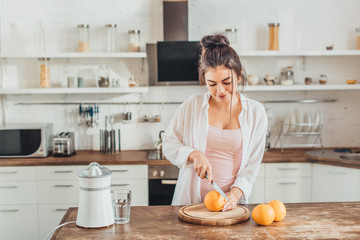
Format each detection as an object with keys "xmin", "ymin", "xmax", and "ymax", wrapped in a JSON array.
[
  {"xmin": 155, "ymin": 130, "xmax": 165, "ymax": 159},
  {"xmin": 76, "ymin": 162, "xmax": 114, "ymax": 228}
]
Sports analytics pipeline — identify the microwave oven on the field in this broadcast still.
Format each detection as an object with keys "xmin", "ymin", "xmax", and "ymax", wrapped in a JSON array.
[
  {"xmin": 0, "ymin": 123, "xmax": 53, "ymax": 158},
  {"xmin": 147, "ymin": 41, "xmax": 201, "ymax": 86}
]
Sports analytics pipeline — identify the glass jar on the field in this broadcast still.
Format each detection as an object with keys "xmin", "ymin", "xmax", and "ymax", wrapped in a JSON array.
[
  {"xmin": 128, "ymin": 30, "xmax": 140, "ymax": 52},
  {"xmin": 319, "ymin": 74, "xmax": 327, "ymax": 85},
  {"xmin": 97, "ymin": 65, "xmax": 110, "ymax": 87},
  {"xmin": 356, "ymin": 27, "xmax": 360, "ymax": 50},
  {"xmin": 105, "ymin": 24, "xmax": 117, "ymax": 52},
  {"xmin": 280, "ymin": 66, "xmax": 294, "ymax": 85},
  {"xmin": 128, "ymin": 76, "xmax": 137, "ymax": 87},
  {"xmin": 38, "ymin": 58, "xmax": 50, "ymax": 88},
  {"xmin": 77, "ymin": 24, "xmax": 90, "ymax": 52},
  {"xmin": 225, "ymin": 28, "xmax": 237, "ymax": 49},
  {"xmin": 268, "ymin": 23, "xmax": 280, "ymax": 50}
]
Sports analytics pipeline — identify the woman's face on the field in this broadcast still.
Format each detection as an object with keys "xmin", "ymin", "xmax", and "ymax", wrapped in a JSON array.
[{"xmin": 205, "ymin": 66, "xmax": 239, "ymax": 102}]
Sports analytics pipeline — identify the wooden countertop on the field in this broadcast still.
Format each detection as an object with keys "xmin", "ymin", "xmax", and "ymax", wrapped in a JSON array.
[
  {"xmin": 52, "ymin": 202, "xmax": 360, "ymax": 239},
  {"xmin": 1, "ymin": 148, "xmax": 359, "ymax": 169}
]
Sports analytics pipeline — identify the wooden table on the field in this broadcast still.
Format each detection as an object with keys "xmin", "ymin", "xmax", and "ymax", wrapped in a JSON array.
[{"xmin": 52, "ymin": 202, "xmax": 360, "ymax": 239}]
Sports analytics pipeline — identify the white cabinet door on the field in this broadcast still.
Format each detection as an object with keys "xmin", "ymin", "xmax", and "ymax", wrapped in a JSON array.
[
  {"xmin": 38, "ymin": 180, "xmax": 79, "ymax": 204},
  {"xmin": 265, "ymin": 177, "xmax": 312, "ymax": 203},
  {"xmin": 265, "ymin": 163, "xmax": 312, "ymax": 203},
  {"xmin": 106, "ymin": 165, "xmax": 148, "ymax": 179},
  {"xmin": 312, "ymin": 164, "xmax": 360, "ymax": 202},
  {"xmin": 37, "ymin": 165, "xmax": 85, "ymax": 180},
  {"xmin": 38, "ymin": 204, "xmax": 76, "ymax": 240},
  {"xmin": 0, "ymin": 205, "xmax": 38, "ymax": 240},
  {"xmin": 248, "ymin": 164, "xmax": 265, "ymax": 204},
  {"xmin": 0, "ymin": 181, "xmax": 37, "ymax": 204},
  {"xmin": 0, "ymin": 167, "xmax": 36, "ymax": 181},
  {"xmin": 111, "ymin": 179, "xmax": 148, "ymax": 205}
]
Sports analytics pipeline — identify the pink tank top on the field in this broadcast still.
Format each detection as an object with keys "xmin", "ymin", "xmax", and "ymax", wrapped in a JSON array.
[{"xmin": 200, "ymin": 125, "xmax": 243, "ymax": 201}]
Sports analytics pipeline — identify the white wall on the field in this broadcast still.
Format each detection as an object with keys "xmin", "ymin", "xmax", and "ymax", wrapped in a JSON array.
[{"xmin": 1, "ymin": 0, "xmax": 360, "ymax": 150}]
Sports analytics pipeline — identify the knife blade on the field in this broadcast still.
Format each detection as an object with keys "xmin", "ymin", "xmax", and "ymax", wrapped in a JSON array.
[{"xmin": 205, "ymin": 173, "xmax": 228, "ymax": 201}]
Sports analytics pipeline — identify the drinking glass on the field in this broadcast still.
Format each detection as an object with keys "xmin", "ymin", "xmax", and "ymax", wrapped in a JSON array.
[{"xmin": 112, "ymin": 189, "xmax": 131, "ymax": 224}]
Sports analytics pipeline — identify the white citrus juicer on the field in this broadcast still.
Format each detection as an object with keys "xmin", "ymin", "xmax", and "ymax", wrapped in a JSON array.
[{"xmin": 76, "ymin": 162, "xmax": 114, "ymax": 228}]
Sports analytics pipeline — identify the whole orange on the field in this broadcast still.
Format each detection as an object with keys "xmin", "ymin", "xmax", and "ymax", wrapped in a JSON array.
[
  {"xmin": 267, "ymin": 200, "xmax": 286, "ymax": 221},
  {"xmin": 252, "ymin": 203, "xmax": 275, "ymax": 226},
  {"xmin": 204, "ymin": 190, "xmax": 226, "ymax": 212}
]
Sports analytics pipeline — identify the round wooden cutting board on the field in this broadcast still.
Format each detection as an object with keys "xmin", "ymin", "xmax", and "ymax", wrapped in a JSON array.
[{"xmin": 178, "ymin": 203, "xmax": 250, "ymax": 226}]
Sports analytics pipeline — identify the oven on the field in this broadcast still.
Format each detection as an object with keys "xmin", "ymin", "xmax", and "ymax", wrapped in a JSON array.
[{"xmin": 148, "ymin": 165, "xmax": 179, "ymax": 206}]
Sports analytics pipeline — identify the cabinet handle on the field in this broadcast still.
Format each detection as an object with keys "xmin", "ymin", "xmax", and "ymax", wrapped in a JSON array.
[
  {"xmin": 54, "ymin": 170, "xmax": 73, "ymax": 174},
  {"xmin": 327, "ymin": 170, "xmax": 346, "ymax": 174},
  {"xmin": 278, "ymin": 168, "xmax": 298, "ymax": 171},
  {"xmin": 111, "ymin": 184, "xmax": 129, "ymax": 187},
  {"xmin": 54, "ymin": 185, "xmax": 74, "ymax": 188},
  {"xmin": 0, "ymin": 209, "xmax": 19, "ymax": 212},
  {"xmin": 55, "ymin": 209, "xmax": 68, "ymax": 212},
  {"xmin": 161, "ymin": 180, "xmax": 177, "ymax": 185},
  {"xmin": 111, "ymin": 170, "xmax": 129, "ymax": 173},
  {"xmin": 0, "ymin": 186, "xmax": 18, "ymax": 189},
  {"xmin": 278, "ymin": 182, "xmax": 298, "ymax": 185},
  {"xmin": 0, "ymin": 171, "xmax": 17, "ymax": 174}
]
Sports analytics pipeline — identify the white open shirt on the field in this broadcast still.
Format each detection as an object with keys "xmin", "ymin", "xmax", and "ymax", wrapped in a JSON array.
[{"xmin": 162, "ymin": 92, "xmax": 268, "ymax": 205}]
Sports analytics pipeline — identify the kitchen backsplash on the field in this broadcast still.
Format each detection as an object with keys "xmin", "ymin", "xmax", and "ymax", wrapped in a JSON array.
[{"xmin": 0, "ymin": 0, "xmax": 360, "ymax": 150}]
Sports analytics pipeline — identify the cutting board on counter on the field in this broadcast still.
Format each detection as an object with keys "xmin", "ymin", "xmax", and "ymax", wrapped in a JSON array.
[{"xmin": 178, "ymin": 203, "xmax": 250, "ymax": 226}]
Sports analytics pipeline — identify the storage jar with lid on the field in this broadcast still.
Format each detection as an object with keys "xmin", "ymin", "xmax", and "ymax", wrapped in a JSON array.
[
  {"xmin": 225, "ymin": 28, "xmax": 237, "ymax": 49},
  {"xmin": 268, "ymin": 23, "xmax": 280, "ymax": 50},
  {"xmin": 105, "ymin": 24, "xmax": 117, "ymax": 52},
  {"xmin": 97, "ymin": 65, "xmax": 110, "ymax": 87},
  {"xmin": 128, "ymin": 76, "xmax": 137, "ymax": 87},
  {"xmin": 77, "ymin": 24, "xmax": 90, "ymax": 52},
  {"xmin": 38, "ymin": 58, "xmax": 50, "ymax": 88},
  {"xmin": 280, "ymin": 66, "xmax": 294, "ymax": 85},
  {"xmin": 128, "ymin": 30, "xmax": 140, "ymax": 52},
  {"xmin": 356, "ymin": 27, "xmax": 360, "ymax": 50},
  {"xmin": 319, "ymin": 74, "xmax": 327, "ymax": 85}
]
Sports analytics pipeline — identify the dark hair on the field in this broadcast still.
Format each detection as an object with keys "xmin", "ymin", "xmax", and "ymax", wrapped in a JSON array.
[{"xmin": 198, "ymin": 34, "xmax": 246, "ymax": 88}]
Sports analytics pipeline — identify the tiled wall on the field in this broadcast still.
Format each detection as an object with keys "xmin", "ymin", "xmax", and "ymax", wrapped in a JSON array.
[{"xmin": 1, "ymin": 0, "xmax": 360, "ymax": 150}]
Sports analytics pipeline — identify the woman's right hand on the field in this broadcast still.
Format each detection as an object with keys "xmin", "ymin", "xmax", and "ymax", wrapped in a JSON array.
[{"xmin": 188, "ymin": 150, "xmax": 212, "ymax": 182}]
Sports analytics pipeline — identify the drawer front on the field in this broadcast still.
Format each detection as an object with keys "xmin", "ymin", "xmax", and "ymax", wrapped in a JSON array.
[
  {"xmin": 0, "ymin": 167, "xmax": 36, "ymax": 181},
  {"xmin": 107, "ymin": 165, "xmax": 148, "ymax": 179},
  {"xmin": 0, "ymin": 205, "xmax": 38, "ymax": 240},
  {"xmin": 266, "ymin": 163, "xmax": 312, "ymax": 178},
  {"xmin": 265, "ymin": 177, "xmax": 312, "ymax": 203},
  {"xmin": 38, "ymin": 180, "xmax": 79, "ymax": 204},
  {"xmin": 248, "ymin": 178, "xmax": 265, "ymax": 204},
  {"xmin": 0, "ymin": 181, "xmax": 37, "ymax": 204},
  {"xmin": 38, "ymin": 204, "xmax": 77, "ymax": 240},
  {"xmin": 111, "ymin": 179, "xmax": 148, "ymax": 204},
  {"xmin": 37, "ymin": 165, "xmax": 86, "ymax": 180}
]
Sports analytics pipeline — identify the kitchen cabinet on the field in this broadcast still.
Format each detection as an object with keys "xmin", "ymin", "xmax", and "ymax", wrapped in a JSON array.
[
  {"xmin": 37, "ymin": 165, "xmax": 84, "ymax": 240},
  {"xmin": 248, "ymin": 164, "xmax": 265, "ymax": 203},
  {"xmin": 0, "ymin": 167, "xmax": 38, "ymax": 240},
  {"xmin": 107, "ymin": 165, "xmax": 148, "ymax": 206},
  {"xmin": 264, "ymin": 163, "xmax": 312, "ymax": 203},
  {"xmin": 312, "ymin": 164, "xmax": 360, "ymax": 202}
]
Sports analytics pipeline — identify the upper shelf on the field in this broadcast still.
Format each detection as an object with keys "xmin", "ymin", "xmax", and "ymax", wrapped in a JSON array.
[
  {"xmin": 0, "ymin": 52, "xmax": 147, "ymax": 58},
  {"xmin": 237, "ymin": 50, "xmax": 360, "ymax": 57},
  {"xmin": 0, "ymin": 50, "xmax": 360, "ymax": 58},
  {"xmin": 0, "ymin": 87, "xmax": 149, "ymax": 94},
  {"xmin": 242, "ymin": 84, "xmax": 360, "ymax": 91}
]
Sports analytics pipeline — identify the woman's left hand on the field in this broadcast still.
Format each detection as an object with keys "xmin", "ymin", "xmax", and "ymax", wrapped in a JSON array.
[{"xmin": 222, "ymin": 187, "xmax": 243, "ymax": 211}]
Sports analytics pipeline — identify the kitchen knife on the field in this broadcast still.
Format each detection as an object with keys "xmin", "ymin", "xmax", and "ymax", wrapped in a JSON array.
[{"xmin": 205, "ymin": 173, "xmax": 228, "ymax": 201}]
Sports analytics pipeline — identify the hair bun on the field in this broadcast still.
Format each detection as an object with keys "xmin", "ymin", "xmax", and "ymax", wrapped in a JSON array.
[{"xmin": 200, "ymin": 34, "xmax": 230, "ymax": 50}]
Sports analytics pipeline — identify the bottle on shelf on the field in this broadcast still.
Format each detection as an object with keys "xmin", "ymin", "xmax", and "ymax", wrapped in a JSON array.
[
  {"xmin": 356, "ymin": 27, "xmax": 360, "ymax": 50},
  {"xmin": 97, "ymin": 65, "xmax": 110, "ymax": 88},
  {"xmin": 225, "ymin": 28, "xmax": 237, "ymax": 49},
  {"xmin": 319, "ymin": 74, "xmax": 327, "ymax": 85},
  {"xmin": 77, "ymin": 24, "xmax": 90, "ymax": 52},
  {"xmin": 105, "ymin": 24, "xmax": 117, "ymax": 52},
  {"xmin": 268, "ymin": 23, "xmax": 280, "ymax": 51},
  {"xmin": 128, "ymin": 30, "xmax": 141, "ymax": 52},
  {"xmin": 38, "ymin": 58, "xmax": 50, "ymax": 88},
  {"xmin": 280, "ymin": 66, "xmax": 294, "ymax": 85}
]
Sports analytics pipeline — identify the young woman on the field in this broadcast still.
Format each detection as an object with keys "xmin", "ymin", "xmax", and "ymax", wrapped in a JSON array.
[{"xmin": 162, "ymin": 34, "xmax": 267, "ymax": 211}]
